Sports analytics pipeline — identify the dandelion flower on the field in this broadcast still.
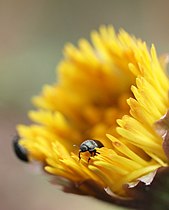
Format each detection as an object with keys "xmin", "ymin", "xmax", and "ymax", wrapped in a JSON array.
[{"xmin": 13, "ymin": 26, "xmax": 169, "ymax": 208}]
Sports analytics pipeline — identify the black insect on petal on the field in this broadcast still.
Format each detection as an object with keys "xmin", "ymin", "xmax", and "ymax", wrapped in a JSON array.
[
  {"xmin": 13, "ymin": 135, "xmax": 29, "ymax": 162},
  {"xmin": 79, "ymin": 139, "xmax": 104, "ymax": 162}
]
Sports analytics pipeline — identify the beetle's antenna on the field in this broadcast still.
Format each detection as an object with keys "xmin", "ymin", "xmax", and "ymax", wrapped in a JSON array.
[
  {"xmin": 72, "ymin": 144, "xmax": 79, "ymax": 153},
  {"xmin": 73, "ymin": 144, "xmax": 78, "ymax": 148}
]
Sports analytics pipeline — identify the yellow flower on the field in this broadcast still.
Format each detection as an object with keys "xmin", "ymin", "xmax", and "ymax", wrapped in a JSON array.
[{"xmin": 15, "ymin": 26, "xmax": 169, "ymax": 205}]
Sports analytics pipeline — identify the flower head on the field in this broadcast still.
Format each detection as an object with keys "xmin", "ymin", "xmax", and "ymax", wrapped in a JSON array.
[{"xmin": 14, "ymin": 26, "xmax": 169, "ymax": 208}]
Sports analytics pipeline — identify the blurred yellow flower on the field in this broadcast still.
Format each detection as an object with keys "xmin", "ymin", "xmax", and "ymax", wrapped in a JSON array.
[{"xmin": 15, "ymin": 26, "xmax": 169, "ymax": 206}]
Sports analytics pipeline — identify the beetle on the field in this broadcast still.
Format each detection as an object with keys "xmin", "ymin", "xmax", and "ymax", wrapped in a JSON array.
[
  {"xmin": 79, "ymin": 139, "xmax": 104, "ymax": 162},
  {"xmin": 13, "ymin": 135, "xmax": 29, "ymax": 162}
]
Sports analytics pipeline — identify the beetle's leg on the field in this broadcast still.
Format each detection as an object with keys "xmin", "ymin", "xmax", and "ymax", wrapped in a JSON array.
[
  {"xmin": 87, "ymin": 150, "xmax": 93, "ymax": 162},
  {"xmin": 78, "ymin": 151, "xmax": 82, "ymax": 161},
  {"xmin": 87, "ymin": 150, "xmax": 96, "ymax": 162},
  {"xmin": 92, "ymin": 150, "xmax": 100, "ymax": 156},
  {"xmin": 89, "ymin": 150, "xmax": 95, "ymax": 156}
]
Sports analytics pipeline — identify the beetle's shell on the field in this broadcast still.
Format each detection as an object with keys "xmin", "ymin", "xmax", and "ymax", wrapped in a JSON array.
[
  {"xmin": 80, "ymin": 139, "xmax": 104, "ymax": 152},
  {"xmin": 13, "ymin": 136, "xmax": 29, "ymax": 162}
]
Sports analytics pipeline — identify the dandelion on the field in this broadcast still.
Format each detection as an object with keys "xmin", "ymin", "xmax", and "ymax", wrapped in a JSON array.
[{"xmin": 13, "ymin": 26, "xmax": 169, "ymax": 209}]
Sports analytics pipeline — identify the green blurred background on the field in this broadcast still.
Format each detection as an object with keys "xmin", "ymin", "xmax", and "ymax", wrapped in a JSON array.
[{"xmin": 1, "ymin": 0, "xmax": 169, "ymax": 209}]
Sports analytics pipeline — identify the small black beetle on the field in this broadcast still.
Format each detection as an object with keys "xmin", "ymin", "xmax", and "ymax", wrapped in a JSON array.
[
  {"xmin": 13, "ymin": 135, "xmax": 29, "ymax": 162},
  {"xmin": 79, "ymin": 139, "xmax": 104, "ymax": 162}
]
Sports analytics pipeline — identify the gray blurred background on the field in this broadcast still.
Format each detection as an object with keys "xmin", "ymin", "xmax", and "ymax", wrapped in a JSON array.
[{"xmin": 1, "ymin": 0, "xmax": 169, "ymax": 209}]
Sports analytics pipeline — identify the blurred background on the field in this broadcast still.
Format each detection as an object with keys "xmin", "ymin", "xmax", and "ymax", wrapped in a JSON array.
[{"xmin": 1, "ymin": 0, "xmax": 169, "ymax": 209}]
